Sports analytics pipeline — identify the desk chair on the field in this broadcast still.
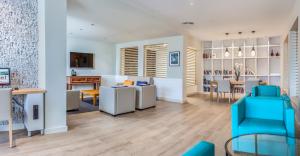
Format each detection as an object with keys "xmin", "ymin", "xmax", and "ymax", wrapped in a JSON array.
[
  {"xmin": 0, "ymin": 88, "xmax": 14, "ymax": 147},
  {"xmin": 216, "ymin": 80, "xmax": 232, "ymax": 103},
  {"xmin": 245, "ymin": 79, "xmax": 259, "ymax": 95}
]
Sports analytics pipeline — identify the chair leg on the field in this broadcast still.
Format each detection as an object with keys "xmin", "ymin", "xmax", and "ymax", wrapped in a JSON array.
[
  {"xmin": 217, "ymin": 92, "xmax": 219, "ymax": 102},
  {"xmin": 229, "ymin": 93, "xmax": 231, "ymax": 103}
]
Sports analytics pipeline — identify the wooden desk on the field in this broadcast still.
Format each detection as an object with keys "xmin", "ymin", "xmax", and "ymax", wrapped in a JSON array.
[
  {"xmin": 67, "ymin": 76, "xmax": 101, "ymax": 90},
  {"xmin": 80, "ymin": 90, "xmax": 99, "ymax": 106},
  {"xmin": 8, "ymin": 88, "xmax": 46, "ymax": 148}
]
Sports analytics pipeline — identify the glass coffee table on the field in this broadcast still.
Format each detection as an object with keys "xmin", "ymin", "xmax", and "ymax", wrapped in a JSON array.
[{"xmin": 225, "ymin": 134, "xmax": 300, "ymax": 156}]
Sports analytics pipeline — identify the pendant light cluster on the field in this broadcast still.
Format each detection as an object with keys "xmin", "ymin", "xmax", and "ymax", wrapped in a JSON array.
[{"xmin": 224, "ymin": 31, "xmax": 257, "ymax": 58}]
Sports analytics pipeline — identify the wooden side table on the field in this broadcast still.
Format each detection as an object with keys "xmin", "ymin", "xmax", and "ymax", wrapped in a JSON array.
[{"xmin": 80, "ymin": 90, "xmax": 100, "ymax": 106}]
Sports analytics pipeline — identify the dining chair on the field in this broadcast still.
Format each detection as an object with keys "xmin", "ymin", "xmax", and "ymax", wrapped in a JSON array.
[
  {"xmin": 0, "ymin": 88, "xmax": 14, "ymax": 147},
  {"xmin": 216, "ymin": 80, "xmax": 232, "ymax": 103},
  {"xmin": 245, "ymin": 79, "xmax": 260, "ymax": 95}
]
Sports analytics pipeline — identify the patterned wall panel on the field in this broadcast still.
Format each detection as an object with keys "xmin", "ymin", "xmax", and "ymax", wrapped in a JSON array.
[
  {"xmin": 0, "ymin": 0, "xmax": 39, "ymax": 88},
  {"xmin": 0, "ymin": 0, "xmax": 38, "ymax": 128}
]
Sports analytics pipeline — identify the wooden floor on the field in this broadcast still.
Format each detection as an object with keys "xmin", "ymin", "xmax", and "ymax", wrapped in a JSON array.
[{"xmin": 0, "ymin": 94, "xmax": 297, "ymax": 156}]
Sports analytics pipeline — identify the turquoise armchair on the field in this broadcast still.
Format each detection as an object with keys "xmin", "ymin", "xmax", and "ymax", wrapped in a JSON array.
[
  {"xmin": 232, "ymin": 96, "xmax": 295, "ymax": 138},
  {"xmin": 251, "ymin": 85, "xmax": 281, "ymax": 97},
  {"xmin": 183, "ymin": 141, "xmax": 214, "ymax": 156}
]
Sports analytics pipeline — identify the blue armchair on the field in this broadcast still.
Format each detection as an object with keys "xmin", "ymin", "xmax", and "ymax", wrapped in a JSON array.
[
  {"xmin": 251, "ymin": 85, "xmax": 281, "ymax": 97},
  {"xmin": 232, "ymin": 95, "xmax": 295, "ymax": 154},
  {"xmin": 232, "ymin": 96, "xmax": 295, "ymax": 138},
  {"xmin": 182, "ymin": 141, "xmax": 214, "ymax": 156}
]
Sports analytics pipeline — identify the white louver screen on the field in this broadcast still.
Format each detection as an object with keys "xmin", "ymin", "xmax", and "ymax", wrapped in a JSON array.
[
  {"xmin": 144, "ymin": 44, "xmax": 168, "ymax": 78},
  {"xmin": 120, "ymin": 47, "xmax": 138, "ymax": 76},
  {"xmin": 186, "ymin": 48, "xmax": 197, "ymax": 87},
  {"xmin": 289, "ymin": 31, "xmax": 299, "ymax": 97}
]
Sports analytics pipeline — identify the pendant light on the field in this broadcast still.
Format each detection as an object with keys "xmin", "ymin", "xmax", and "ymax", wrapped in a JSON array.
[
  {"xmin": 224, "ymin": 33, "xmax": 230, "ymax": 58},
  {"xmin": 238, "ymin": 32, "xmax": 243, "ymax": 57},
  {"xmin": 250, "ymin": 31, "xmax": 256, "ymax": 57}
]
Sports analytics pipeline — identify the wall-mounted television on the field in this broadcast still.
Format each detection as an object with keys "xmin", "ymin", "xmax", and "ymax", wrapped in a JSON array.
[
  {"xmin": 70, "ymin": 52, "xmax": 94, "ymax": 68},
  {"xmin": 0, "ymin": 68, "xmax": 11, "ymax": 85}
]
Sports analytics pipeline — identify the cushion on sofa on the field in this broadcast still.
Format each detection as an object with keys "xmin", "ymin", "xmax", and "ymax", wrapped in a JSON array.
[{"xmin": 238, "ymin": 118, "xmax": 286, "ymax": 136}]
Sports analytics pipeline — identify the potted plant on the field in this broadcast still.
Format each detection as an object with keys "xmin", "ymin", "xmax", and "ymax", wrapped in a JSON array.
[{"xmin": 234, "ymin": 63, "xmax": 242, "ymax": 81}]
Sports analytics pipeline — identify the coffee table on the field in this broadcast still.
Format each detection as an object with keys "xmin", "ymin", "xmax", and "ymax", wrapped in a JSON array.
[
  {"xmin": 80, "ymin": 90, "xmax": 99, "ymax": 106},
  {"xmin": 225, "ymin": 134, "xmax": 299, "ymax": 156}
]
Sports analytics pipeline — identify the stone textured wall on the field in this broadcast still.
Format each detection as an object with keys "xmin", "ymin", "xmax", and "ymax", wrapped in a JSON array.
[
  {"xmin": 0, "ymin": 0, "xmax": 39, "ymax": 88},
  {"xmin": 0, "ymin": 0, "xmax": 39, "ymax": 128}
]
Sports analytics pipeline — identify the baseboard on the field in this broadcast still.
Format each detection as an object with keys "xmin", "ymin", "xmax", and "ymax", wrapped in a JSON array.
[
  {"xmin": 186, "ymin": 92, "xmax": 201, "ymax": 97},
  {"xmin": 157, "ymin": 97, "xmax": 185, "ymax": 103},
  {"xmin": 45, "ymin": 125, "xmax": 68, "ymax": 134}
]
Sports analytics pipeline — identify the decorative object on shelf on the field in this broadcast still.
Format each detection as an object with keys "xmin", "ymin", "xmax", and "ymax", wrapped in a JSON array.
[
  {"xmin": 234, "ymin": 63, "xmax": 242, "ymax": 81},
  {"xmin": 245, "ymin": 67, "xmax": 255, "ymax": 75},
  {"xmin": 169, "ymin": 51, "xmax": 180, "ymax": 66},
  {"xmin": 276, "ymin": 51, "xmax": 280, "ymax": 57},
  {"xmin": 270, "ymin": 49, "xmax": 274, "ymax": 57},
  {"xmin": 71, "ymin": 69, "xmax": 77, "ymax": 76},
  {"xmin": 212, "ymin": 53, "xmax": 216, "ymax": 59}
]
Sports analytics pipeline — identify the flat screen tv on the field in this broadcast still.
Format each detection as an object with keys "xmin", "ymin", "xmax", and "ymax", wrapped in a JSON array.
[
  {"xmin": 70, "ymin": 52, "xmax": 94, "ymax": 68},
  {"xmin": 0, "ymin": 68, "xmax": 11, "ymax": 85}
]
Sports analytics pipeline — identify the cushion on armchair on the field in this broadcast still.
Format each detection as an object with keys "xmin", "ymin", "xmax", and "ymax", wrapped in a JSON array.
[
  {"xmin": 136, "ymin": 81, "xmax": 149, "ymax": 86},
  {"xmin": 252, "ymin": 85, "xmax": 281, "ymax": 97}
]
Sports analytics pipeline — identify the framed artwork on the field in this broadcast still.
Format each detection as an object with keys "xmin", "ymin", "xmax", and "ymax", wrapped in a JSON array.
[{"xmin": 169, "ymin": 51, "xmax": 180, "ymax": 66}]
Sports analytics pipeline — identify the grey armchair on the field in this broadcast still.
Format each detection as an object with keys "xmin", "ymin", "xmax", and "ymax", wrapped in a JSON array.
[
  {"xmin": 67, "ymin": 90, "xmax": 80, "ymax": 111},
  {"xmin": 99, "ymin": 86, "xmax": 136, "ymax": 116},
  {"xmin": 135, "ymin": 85, "xmax": 156, "ymax": 109}
]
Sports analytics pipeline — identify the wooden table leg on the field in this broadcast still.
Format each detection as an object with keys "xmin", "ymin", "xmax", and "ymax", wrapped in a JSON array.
[
  {"xmin": 81, "ymin": 93, "xmax": 84, "ymax": 101},
  {"xmin": 93, "ymin": 95, "xmax": 97, "ymax": 106},
  {"xmin": 8, "ymin": 100, "xmax": 15, "ymax": 148}
]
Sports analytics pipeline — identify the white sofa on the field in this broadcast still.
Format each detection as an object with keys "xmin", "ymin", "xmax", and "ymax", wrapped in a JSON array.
[{"xmin": 99, "ymin": 86, "xmax": 136, "ymax": 116}]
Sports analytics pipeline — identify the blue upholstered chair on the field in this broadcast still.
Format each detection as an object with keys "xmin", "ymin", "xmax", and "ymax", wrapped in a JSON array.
[
  {"xmin": 232, "ymin": 96, "xmax": 295, "ymax": 138},
  {"xmin": 251, "ymin": 85, "xmax": 281, "ymax": 97},
  {"xmin": 231, "ymin": 94, "xmax": 295, "ymax": 154},
  {"xmin": 183, "ymin": 141, "xmax": 215, "ymax": 156}
]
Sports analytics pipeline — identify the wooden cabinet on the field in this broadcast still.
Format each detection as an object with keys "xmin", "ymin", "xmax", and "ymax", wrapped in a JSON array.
[{"xmin": 67, "ymin": 76, "xmax": 101, "ymax": 90}]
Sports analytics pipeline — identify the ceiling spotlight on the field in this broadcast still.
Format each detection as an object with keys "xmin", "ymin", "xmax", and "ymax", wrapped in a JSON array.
[
  {"xmin": 80, "ymin": 28, "xmax": 84, "ymax": 31},
  {"xmin": 91, "ymin": 24, "xmax": 95, "ymax": 26},
  {"xmin": 182, "ymin": 21, "xmax": 194, "ymax": 25}
]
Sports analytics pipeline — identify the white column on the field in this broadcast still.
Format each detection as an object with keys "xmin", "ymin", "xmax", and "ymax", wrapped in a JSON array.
[{"xmin": 38, "ymin": 0, "xmax": 68, "ymax": 134}]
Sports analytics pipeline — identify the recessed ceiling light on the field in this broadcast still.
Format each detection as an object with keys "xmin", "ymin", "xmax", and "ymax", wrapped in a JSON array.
[
  {"xmin": 80, "ymin": 28, "xmax": 83, "ymax": 31},
  {"xmin": 91, "ymin": 24, "xmax": 95, "ymax": 26},
  {"xmin": 182, "ymin": 21, "xmax": 194, "ymax": 25}
]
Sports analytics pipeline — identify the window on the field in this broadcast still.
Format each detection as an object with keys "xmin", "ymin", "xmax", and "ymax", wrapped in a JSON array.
[
  {"xmin": 144, "ymin": 44, "xmax": 168, "ymax": 78},
  {"xmin": 289, "ymin": 31, "xmax": 299, "ymax": 97},
  {"xmin": 186, "ymin": 47, "xmax": 197, "ymax": 87},
  {"xmin": 120, "ymin": 47, "xmax": 138, "ymax": 76}
]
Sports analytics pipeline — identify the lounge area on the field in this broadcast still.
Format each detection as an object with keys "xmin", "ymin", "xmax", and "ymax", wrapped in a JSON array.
[{"xmin": 1, "ymin": 0, "xmax": 300, "ymax": 156}]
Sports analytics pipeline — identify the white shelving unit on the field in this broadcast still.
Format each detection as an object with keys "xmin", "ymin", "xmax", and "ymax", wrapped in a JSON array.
[{"xmin": 202, "ymin": 36, "xmax": 281, "ymax": 93}]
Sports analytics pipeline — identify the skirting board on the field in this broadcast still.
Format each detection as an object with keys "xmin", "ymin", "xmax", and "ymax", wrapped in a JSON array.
[
  {"xmin": 45, "ymin": 125, "xmax": 68, "ymax": 134},
  {"xmin": 157, "ymin": 97, "xmax": 187, "ymax": 104}
]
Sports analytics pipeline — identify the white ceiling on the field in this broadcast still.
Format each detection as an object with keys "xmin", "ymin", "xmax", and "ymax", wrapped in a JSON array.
[{"xmin": 67, "ymin": 0, "xmax": 296, "ymax": 43}]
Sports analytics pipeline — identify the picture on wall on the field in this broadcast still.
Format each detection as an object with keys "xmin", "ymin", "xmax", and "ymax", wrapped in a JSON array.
[
  {"xmin": 169, "ymin": 51, "xmax": 180, "ymax": 66},
  {"xmin": 0, "ymin": 68, "xmax": 11, "ymax": 85}
]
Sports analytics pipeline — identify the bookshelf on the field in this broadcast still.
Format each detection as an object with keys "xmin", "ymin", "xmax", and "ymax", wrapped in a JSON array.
[{"xmin": 202, "ymin": 36, "xmax": 281, "ymax": 93}]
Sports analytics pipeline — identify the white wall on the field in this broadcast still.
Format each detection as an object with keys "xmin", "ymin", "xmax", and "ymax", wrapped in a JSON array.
[
  {"xmin": 67, "ymin": 37, "xmax": 116, "ymax": 76},
  {"xmin": 38, "ymin": 0, "xmax": 68, "ymax": 134},
  {"xmin": 115, "ymin": 36, "xmax": 185, "ymax": 103}
]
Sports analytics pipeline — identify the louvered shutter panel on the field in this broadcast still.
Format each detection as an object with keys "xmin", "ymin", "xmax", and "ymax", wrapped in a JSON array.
[
  {"xmin": 186, "ymin": 48, "xmax": 197, "ymax": 87},
  {"xmin": 289, "ymin": 31, "xmax": 299, "ymax": 97},
  {"xmin": 144, "ymin": 44, "xmax": 168, "ymax": 78},
  {"xmin": 120, "ymin": 47, "xmax": 138, "ymax": 76}
]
